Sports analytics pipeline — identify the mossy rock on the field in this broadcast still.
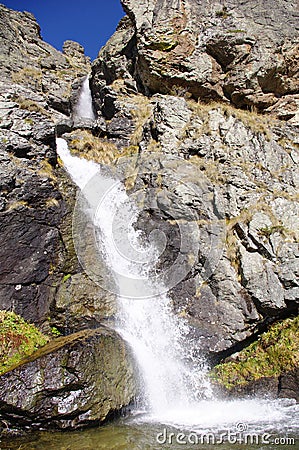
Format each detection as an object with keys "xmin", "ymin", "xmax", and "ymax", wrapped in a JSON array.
[
  {"xmin": 0, "ymin": 327, "xmax": 137, "ymax": 429},
  {"xmin": 148, "ymin": 39, "xmax": 178, "ymax": 51},
  {"xmin": 210, "ymin": 316, "xmax": 299, "ymax": 390},
  {"xmin": 0, "ymin": 310, "xmax": 49, "ymax": 375}
]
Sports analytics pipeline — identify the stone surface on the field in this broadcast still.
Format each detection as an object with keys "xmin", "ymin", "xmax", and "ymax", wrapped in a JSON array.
[
  {"xmin": 0, "ymin": 4, "xmax": 96, "ymax": 328},
  {"xmin": 0, "ymin": 4, "xmax": 91, "ymax": 114},
  {"xmin": 219, "ymin": 367, "xmax": 299, "ymax": 402},
  {"xmin": 113, "ymin": 97, "xmax": 299, "ymax": 357},
  {"xmin": 0, "ymin": 327, "xmax": 136, "ymax": 429},
  {"xmin": 74, "ymin": 16, "xmax": 299, "ymax": 359},
  {"xmin": 279, "ymin": 367, "xmax": 299, "ymax": 402},
  {"xmin": 52, "ymin": 273, "xmax": 117, "ymax": 333},
  {"xmin": 92, "ymin": 0, "xmax": 299, "ymax": 122}
]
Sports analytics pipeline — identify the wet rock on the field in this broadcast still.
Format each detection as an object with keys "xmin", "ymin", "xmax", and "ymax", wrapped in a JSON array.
[
  {"xmin": 52, "ymin": 273, "xmax": 117, "ymax": 333},
  {"xmin": 56, "ymin": 118, "xmax": 74, "ymax": 136},
  {"xmin": 0, "ymin": 327, "xmax": 136, "ymax": 429},
  {"xmin": 279, "ymin": 367, "xmax": 299, "ymax": 402},
  {"xmin": 220, "ymin": 376, "xmax": 280, "ymax": 399},
  {"xmin": 219, "ymin": 367, "xmax": 299, "ymax": 402}
]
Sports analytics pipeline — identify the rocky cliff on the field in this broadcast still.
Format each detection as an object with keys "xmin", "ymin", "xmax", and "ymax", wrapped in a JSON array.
[
  {"xmin": 0, "ymin": 4, "xmax": 135, "ymax": 429},
  {"xmin": 93, "ymin": 0, "xmax": 299, "ymax": 121},
  {"xmin": 90, "ymin": 0, "xmax": 298, "ymax": 357},
  {"xmin": 0, "ymin": 0, "xmax": 298, "ymax": 431}
]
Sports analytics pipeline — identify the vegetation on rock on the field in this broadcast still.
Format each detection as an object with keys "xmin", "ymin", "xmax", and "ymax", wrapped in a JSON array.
[
  {"xmin": 211, "ymin": 316, "xmax": 299, "ymax": 389},
  {"xmin": 67, "ymin": 130, "xmax": 118, "ymax": 164},
  {"xmin": 0, "ymin": 310, "xmax": 49, "ymax": 375}
]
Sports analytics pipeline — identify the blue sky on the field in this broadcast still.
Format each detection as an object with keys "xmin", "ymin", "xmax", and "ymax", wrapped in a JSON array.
[{"xmin": 2, "ymin": 0, "xmax": 125, "ymax": 60}]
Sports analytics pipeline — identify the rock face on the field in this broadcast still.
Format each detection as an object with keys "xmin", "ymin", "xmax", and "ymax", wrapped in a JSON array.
[
  {"xmin": 89, "ymin": 0, "xmax": 298, "ymax": 361},
  {"xmin": 0, "ymin": 327, "xmax": 136, "ymax": 429},
  {"xmin": 0, "ymin": 4, "xmax": 109, "ymax": 328},
  {"xmin": 0, "ymin": 5, "xmax": 134, "ymax": 429},
  {"xmin": 92, "ymin": 0, "xmax": 299, "ymax": 123},
  {"xmin": 219, "ymin": 367, "xmax": 299, "ymax": 402}
]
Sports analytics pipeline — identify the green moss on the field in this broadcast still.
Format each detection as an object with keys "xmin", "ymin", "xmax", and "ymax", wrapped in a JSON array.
[
  {"xmin": 210, "ymin": 316, "xmax": 299, "ymax": 389},
  {"xmin": 24, "ymin": 118, "xmax": 34, "ymax": 125},
  {"xmin": 50, "ymin": 326, "xmax": 61, "ymax": 337},
  {"xmin": 149, "ymin": 40, "xmax": 178, "ymax": 51},
  {"xmin": 258, "ymin": 224, "xmax": 288, "ymax": 238},
  {"xmin": 62, "ymin": 273, "xmax": 72, "ymax": 283},
  {"xmin": 0, "ymin": 310, "xmax": 49, "ymax": 375}
]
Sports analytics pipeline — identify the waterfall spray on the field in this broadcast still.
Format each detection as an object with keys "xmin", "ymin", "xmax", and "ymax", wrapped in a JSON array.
[{"xmin": 55, "ymin": 78, "xmax": 299, "ymax": 431}]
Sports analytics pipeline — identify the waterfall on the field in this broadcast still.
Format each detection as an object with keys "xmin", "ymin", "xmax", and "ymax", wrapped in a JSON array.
[
  {"xmin": 56, "ymin": 138, "xmax": 298, "ymax": 429},
  {"xmin": 56, "ymin": 137, "xmax": 210, "ymax": 416},
  {"xmin": 55, "ymin": 79, "xmax": 299, "ymax": 431},
  {"xmin": 74, "ymin": 75, "xmax": 95, "ymax": 120}
]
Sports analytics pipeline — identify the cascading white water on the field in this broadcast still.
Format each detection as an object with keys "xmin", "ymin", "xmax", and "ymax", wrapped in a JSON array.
[
  {"xmin": 55, "ymin": 79, "xmax": 299, "ymax": 434},
  {"xmin": 74, "ymin": 75, "xmax": 95, "ymax": 120},
  {"xmin": 56, "ymin": 137, "xmax": 208, "ymax": 415},
  {"xmin": 56, "ymin": 137, "xmax": 299, "ymax": 431}
]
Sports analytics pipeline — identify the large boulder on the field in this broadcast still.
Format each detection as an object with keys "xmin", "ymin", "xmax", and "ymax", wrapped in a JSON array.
[{"xmin": 0, "ymin": 327, "xmax": 136, "ymax": 429}]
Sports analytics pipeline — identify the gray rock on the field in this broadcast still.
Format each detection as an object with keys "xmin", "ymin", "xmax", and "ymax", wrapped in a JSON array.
[
  {"xmin": 0, "ymin": 327, "xmax": 136, "ymax": 429},
  {"xmin": 55, "ymin": 118, "xmax": 74, "ymax": 136},
  {"xmin": 0, "ymin": 4, "xmax": 92, "ymax": 330},
  {"xmin": 52, "ymin": 273, "xmax": 117, "ymax": 333},
  {"xmin": 240, "ymin": 247, "xmax": 286, "ymax": 313},
  {"xmin": 112, "ymin": 95, "xmax": 299, "ymax": 357},
  {"xmin": 220, "ymin": 367, "xmax": 299, "ymax": 402},
  {"xmin": 93, "ymin": 0, "xmax": 298, "ymax": 121},
  {"xmin": 151, "ymin": 95, "xmax": 191, "ymax": 153}
]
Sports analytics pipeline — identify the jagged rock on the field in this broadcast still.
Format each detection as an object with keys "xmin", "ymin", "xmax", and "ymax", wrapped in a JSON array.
[
  {"xmin": 266, "ymin": 95, "xmax": 299, "ymax": 125},
  {"xmin": 0, "ymin": 328, "xmax": 136, "ymax": 429},
  {"xmin": 0, "ymin": 4, "xmax": 90, "ymax": 115},
  {"xmin": 93, "ymin": 0, "xmax": 299, "ymax": 122},
  {"xmin": 116, "ymin": 95, "xmax": 298, "ymax": 357},
  {"xmin": 151, "ymin": 95, "xmax": 191, "ymax": 154},
  {"xmin": 0, "ymin": 5, "xmax": 93, "ymax": 328},
  {"xmin": 73, "ymin": 117, "xmax": 95, "ymax": 130},
  {"xmin": 63, "ymin": 40, "xmax": 86, "ymax": 60},
  {"xmin": 56, "ymin": 118, "xmax": 74, "ymax": 136},
  {"xmin": 239, "ymin": 248, "xmax": 286, "ymax": 314},
  {"xmin": 91, "ymin": 16, "xmax": 137, "ymax": 114}
]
